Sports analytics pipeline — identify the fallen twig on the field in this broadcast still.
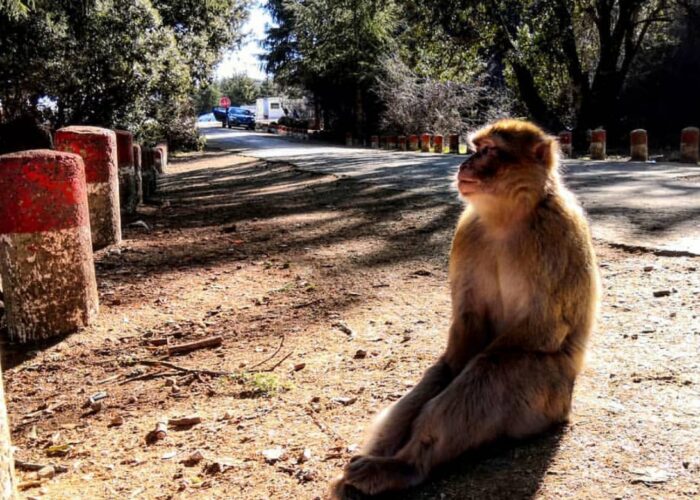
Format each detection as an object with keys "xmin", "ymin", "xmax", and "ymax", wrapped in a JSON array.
[
  {"xmin": 135, "ymin": 359, "xmax": 237, "ymax": 378},
  {"xmin": 250, "ymin": 351, "xmax": 293, "ymax": 373},
  {"xmin": 14, "ymin": 460, "xmax": 68, "ymax": 474},
  {"xmin": 247, "ymin": 335, "xmax": 285, "ymax": 371},
  {"xmin": 169, "ymin": 415, "xmax": 202, "ymax": 427},
  {"xmin": 119, "ymin": 370, "xmax": 180, "ymax": 385},
  {"xmin": 305, "ymin": 408, "xmax": 343, "ymax": 442},
  {"xmin": 168, "ymin": 335, "xmax": 222, "ymax": 356}
]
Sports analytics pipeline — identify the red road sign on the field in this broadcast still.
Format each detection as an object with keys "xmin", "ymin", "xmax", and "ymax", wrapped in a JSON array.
[{"xmin": 219, "ymin": 96, "xmax": 231, "ymax": 107}]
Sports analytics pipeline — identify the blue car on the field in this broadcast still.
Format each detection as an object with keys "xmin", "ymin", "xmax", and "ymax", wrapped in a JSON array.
[{"xmin": 226, "ymin": 107, "xmax": 255, "ymax": 129}]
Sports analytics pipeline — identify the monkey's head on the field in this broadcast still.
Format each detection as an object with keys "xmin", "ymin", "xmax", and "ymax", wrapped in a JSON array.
[{"xmin": 457, "ymin": 119, "xmax": 559, "ymax": 210}]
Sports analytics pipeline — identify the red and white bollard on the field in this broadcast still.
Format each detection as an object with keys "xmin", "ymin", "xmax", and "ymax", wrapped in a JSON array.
[
  {"xmin": 421, "ymin": 133, "xmax": 431, "ymax": 153},
  {"xmin": 380, "ymin": 136, "xmax": 387, "ymax": 149},
  {"xmin": 141, "ymin": 148, "xmax": 156, "ymax": 201},
  {"xmin": 680, "ymin": 127, "xmax": 699, "ymax": 163},
  {"xmin": 630, "ymin": 129, "xmax": 648, "ymax": 162},
  {"xmin": 156, "ymin": 142, "xmax": 168, "ymax": 172},
  {"xmin": 558, "ymin": 131, "xmax": 572, "ymax": 158},
  {"xmin": 398, "ymin": 136, "xmax": 407, "ymax": 151},
  {"xmin": 345, "ymin": 132, "xmax": 353, "ymax": 146},
  {"xmin": 408, "ymin": 135, "xmax": 419, "ymax": 151},
  {"xmin": 388, "ymin": 136, "xmax": 397, "ymax": 149},
  {"xmin": 448, "ymin": 134, "xmax": 459, "ymax": 153},
  {"xmin": 590, "ymin": 129, "xmax": 606, "ymax": 160},
  {"xmin": 0, "ymin": 150, "xmax": 99, "ymax": 342},
  {"xmin": 370, "ymin": 135, "xmax": 379, "ymax": 149},
  {"xmin": 115, "ymin": 130, "xmax": 136, "ymax": 214},
  {"xmin": 433, "ymin": 134, "xmax": 444, "ymax": 153},
  {"xmin": 55, "ymin": 126, "xmax": 121, "ymax": 249},
  {"xmin": 133, "ymin": 144, "xmax": 143, "ymax": 207}
]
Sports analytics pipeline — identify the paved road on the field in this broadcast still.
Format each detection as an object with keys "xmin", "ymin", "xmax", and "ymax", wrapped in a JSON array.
[{"xmin": 201, "ymin": 125, "xmax": 700, "ymax": 254}]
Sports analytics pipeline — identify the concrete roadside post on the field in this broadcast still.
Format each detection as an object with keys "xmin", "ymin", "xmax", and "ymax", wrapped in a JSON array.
[
  {"xmin": 630, "ymin": 129, "xmax": 648, "ymax": 162},
  {"xmin": 408, "ymin": 135, "xmax": 419, "ymax": 151},
  {"xmin": 0, "ymin": 150, "xmax": 99, "ymax": 342},
  {"xmin": 433, "ymin": 134, "xmax": 444, "ymax": 153},
  {"xmin": 115, "ymin": 130, "xmax": 136, "ymax": 214},
  {"xmin": 155, "ymin": 142, "xmax": 168, "ymax": 172},
  {"xmin": 398, "ymin": 135, "xmax": 407, "ymax": 151},
  {"xmin": 388, "ymin": 136, "xmax": 397, "ymax": 150},
  {"xmin": 558, "ymin": 131, "xmax": 572, "ymax": 158},
  {"xmin": 55, "ymin": 126, "xmax": 121, "ymax": 249},
  {"xmin": 590, "ymin": 128, "xmax": 606, "ymax": 160},
  {"xmin": 680, "ymin": 127, "xmax": 699, "ymax": 163},
  {"xmin": 345, "ymin": 132, "xmax": 352, "ymax": 146},
  {"xmin": 448, "ymin": 134, "xmax": 459, "ymax": 154},
  {"xmin": 133, "ymin": 144, "xmax": 143, "ymax": 207},
  {"xmin": 370, "ymin": 135, "xmax": 379, "ymax": 149},
  {"xmin": 421, "ymin": 133, "xmax": 431, "ymax": 153}
]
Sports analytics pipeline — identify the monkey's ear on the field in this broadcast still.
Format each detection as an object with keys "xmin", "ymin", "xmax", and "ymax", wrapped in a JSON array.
[{"xmin": 534, "ymin": 138, "xmax": 555, "ymax": 166}]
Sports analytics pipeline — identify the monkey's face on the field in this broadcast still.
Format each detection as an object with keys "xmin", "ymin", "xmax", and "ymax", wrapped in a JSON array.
[
  {"xmin": 457, "ymin": 124, "xmax": 555, "ymax": 205},
  {"xmin": 457, "ymin": 137, "xmax": 520, "ymax": 198}
]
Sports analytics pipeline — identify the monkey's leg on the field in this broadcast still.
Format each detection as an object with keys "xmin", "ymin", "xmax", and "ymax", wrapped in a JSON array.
[
  {"xmin": 344, "ymin": 351, "xmax": 574, "ymax": 495},
  {"xmin": 361, "ymin": 360, "xmax": 453, "ymax": 457}
]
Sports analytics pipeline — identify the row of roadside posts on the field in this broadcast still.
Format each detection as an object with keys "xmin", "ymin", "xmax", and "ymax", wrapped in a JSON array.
[
  {"xmin": 0, "ymin": 128, "xmax": 168, "ymax": 496},
  {"xmin": 332, "ymin": 127, "xmax": 700, "ymax": 163},
  {"xmin": 0, "ymin": 127, "xmax": 168, "ymax": 344}
]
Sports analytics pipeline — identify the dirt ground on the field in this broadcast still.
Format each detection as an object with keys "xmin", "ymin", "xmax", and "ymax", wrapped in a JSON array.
[{"xmin": 1, "ymin": 150, "xmax": 699, "ymax": 499}]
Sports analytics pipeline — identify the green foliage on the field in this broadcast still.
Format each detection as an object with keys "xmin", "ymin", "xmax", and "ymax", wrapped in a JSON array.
[
  {"xmin": 264, "ymin": 0, "xmax": 399, "ymax": 135},
  {"xmin": 0, "ymin": 0, "xmax": 250, "ymax": 151}
]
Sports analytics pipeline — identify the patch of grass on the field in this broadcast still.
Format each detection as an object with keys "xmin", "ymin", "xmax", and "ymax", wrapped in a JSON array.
[{"xmin": 240, "ymin": 373, "xmax": 293, "ymax": 397}]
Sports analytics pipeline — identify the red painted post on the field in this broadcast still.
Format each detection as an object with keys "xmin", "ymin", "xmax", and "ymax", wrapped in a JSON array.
[
  {"xmin": 680, "ymin": 127, "xmax": 699, "ymax": 163},
  {"xmin": 388, "ymin": 136, "xmax": 397, "ymax": 150},
  {"xmin": 408, "ymin": 135, "xmax": 419, "ymax": 151},
  {"xmin": 55, "ymin": 126, "xmax": 121, "ymax": 249},
  {"xmin": 115, "ymin": 130, "xmax": 136, "ymax": 214},
  {"xmin": 0, "ymin": 150, "xmax": 99, "ymax": 342},
  {"xmin": 558, "ymin": 131, "xmax": 572, "ymax": 158},
  {"xmin": 398, "ymin": 135, "xmax": 407, "ymax": 151},
  {"xmin": 448, "ymin": 134, "xmax": 459, "ymax": 153},
  {"xmin": 421, "ymin": 133, "xmax": 431, "ymax": 153},
  {"xmin": 153, "ymin": 148, "xmax": 164, "ymax": 174},
  {"xmin": 141, "ymin": 148, "xmax": 156, "ymax": 201},
  {"xmin": 590, "ymin": 129, "xmax": 606, "ymax": 160},
  {"xmin": 380, "ymin": 136, "xmax": 387, "ymax": 149},
  {"xmin": 156, "ymin": 142, "xmax": 168, "ymax": 171},
  {"xmin": 345, "ymin": 132, "xmax": 353, "ymax": 146},
  {"xmin": 630, "ymin": 129, "xmax": 648, "ymax": 162},
  {"xmin": 133, "ymin": 144, "xmax": 143, "ymax": 207},
  {"xmin": 370, "ymin": 135, "xmax": 379, "ymax": 149},
  {"xmin": 433, "ymin": 134, "xmax": 444, "ymax": 153}
]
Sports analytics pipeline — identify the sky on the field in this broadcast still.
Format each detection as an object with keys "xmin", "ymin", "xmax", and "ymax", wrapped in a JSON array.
[{"xmin": 215, "ymin": 2, "xmax": 272, "ymax": 81}]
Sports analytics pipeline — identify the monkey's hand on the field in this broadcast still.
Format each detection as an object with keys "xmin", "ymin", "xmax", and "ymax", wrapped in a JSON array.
[{"xmin": 342, "ymin": 455, "xmax": 420, "ymax": 495}]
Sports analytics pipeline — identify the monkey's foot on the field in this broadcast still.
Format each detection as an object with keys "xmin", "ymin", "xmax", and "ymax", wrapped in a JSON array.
[{"xmin": 343, "ymin": 455, "xmax": 420, "ymax": 495}]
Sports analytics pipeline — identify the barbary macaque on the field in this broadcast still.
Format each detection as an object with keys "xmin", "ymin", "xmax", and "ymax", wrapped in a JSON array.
[{"xmin": 332, "ymin": 119, "xmax": 600, "ymax": 496}]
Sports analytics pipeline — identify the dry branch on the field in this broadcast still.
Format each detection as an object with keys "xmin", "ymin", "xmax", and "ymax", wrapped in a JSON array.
[{"xmin": 167, "ymin": 335, "xmax": 222, "ymax": 355}]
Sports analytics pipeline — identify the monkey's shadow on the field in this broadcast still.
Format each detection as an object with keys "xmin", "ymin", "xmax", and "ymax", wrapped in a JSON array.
[{"xmin": 343, "ymin": 424, "xmax": 567, "ymax": 500}]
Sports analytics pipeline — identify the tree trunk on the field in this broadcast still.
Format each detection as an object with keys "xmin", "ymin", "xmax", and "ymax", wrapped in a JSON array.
[
  {"xmin": 510, "ymin": 61, "xmax": 562, "ymax": 132},
  {"xmin": 0, "ymin": 366, "xmax": 16, "ymax": 499}
]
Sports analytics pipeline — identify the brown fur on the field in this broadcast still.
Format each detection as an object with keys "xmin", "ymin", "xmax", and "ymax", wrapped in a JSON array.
[{"xmin": 331, "ymin": 119, "xmax": 600, "ymax": 497}]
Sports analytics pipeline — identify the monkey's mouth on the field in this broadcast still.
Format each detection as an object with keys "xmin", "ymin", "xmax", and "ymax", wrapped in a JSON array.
[{"xmin": 457, "ymin": 177, "xmax": 481, "ymax": 195}]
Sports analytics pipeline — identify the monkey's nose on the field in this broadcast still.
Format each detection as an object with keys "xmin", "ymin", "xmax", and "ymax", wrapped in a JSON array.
[{"xmin": 459, "ymin": 155, "xmax": 474, "ymax": 171}]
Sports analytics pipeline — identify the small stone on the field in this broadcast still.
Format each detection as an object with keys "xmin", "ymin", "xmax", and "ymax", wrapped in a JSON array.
[
  {"xmin": 653, "ymin": 290, "xmax": 671, "ymax": 297},
  {"xmin": 37, "ymin": 465, "xmax": 55, "ymax": 479},
  {"xmin": 262, "ymin": 446, "xmax": 285, "ymax": 464},
  {"xmin": 643, "ymin": 265, "xmax": 655, "ymax": 272},
  {"xmin": 182, "ymin": 450, "xmax": 205, "ymax": 466},
  {"xmin": 353, "ymin": 350, "xmax": 367, "ymax": 359},
  {"xmin": 294, "ymin": 363, "xmax": 306, "ymax": 371},
  {"xmin": 108, "ymin": 415, "xmax": 124, "ymax": 427},
  {"xmin": 298, "ymin": 448, "xmax": 312, "ymax": 463},
  {"xmin": 332, "ymin": 397, "xmax": 357, "ymax": 406}
]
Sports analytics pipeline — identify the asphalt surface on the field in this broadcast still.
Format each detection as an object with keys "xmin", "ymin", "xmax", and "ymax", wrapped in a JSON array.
[{"xmin": 200, "ymin": 124, "xmax": 700, "ymax": 254}]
